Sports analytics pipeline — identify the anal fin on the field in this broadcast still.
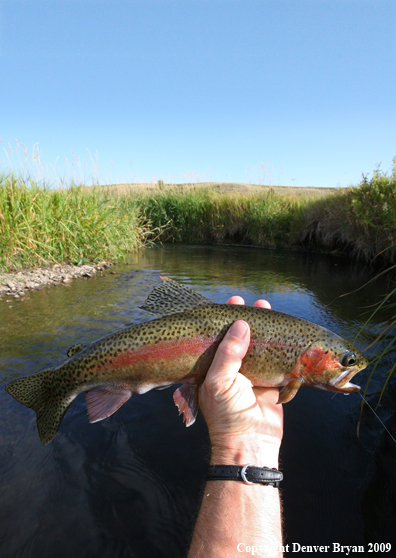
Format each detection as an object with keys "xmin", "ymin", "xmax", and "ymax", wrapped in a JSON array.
[
  {"xmin": 173, "ymin": 384, "xmax": 199, "ymax": 427},
  {"xmin": 86, "ymin": 388, "xmax": 132, "ymax": 423},
  {"xmin": 277, "ymin": 379, "xmax": 303, "ymax": 404}
]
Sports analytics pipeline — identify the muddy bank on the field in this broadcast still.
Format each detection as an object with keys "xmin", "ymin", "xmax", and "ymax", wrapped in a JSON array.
[{"xmin": 0, "ymin": 262, "xmax": 113, "ymax": 300}]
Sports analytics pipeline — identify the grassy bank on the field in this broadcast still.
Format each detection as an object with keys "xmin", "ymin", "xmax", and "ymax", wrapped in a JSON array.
[
  {"xmin": 301, "ymin": 160, "xmax": 396, "ymax": 263},
  {"xmin": 1, "ymin": 159, "xmax": 395, "ymax": 272},
  {"xmin": 136, "ymin": 158, "xmax": 396, "ymax": 265},
  {"xmin": 0, "ymin": 174, "xmax": 146, "ymax": 271},
  {"xmin": 136, "ymin": 188, "xmax": 306, "ymax": 247}
]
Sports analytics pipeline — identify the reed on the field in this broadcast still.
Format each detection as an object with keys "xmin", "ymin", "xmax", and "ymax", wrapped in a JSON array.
[
  {"xmin": 1, "ymin": 158, "xmax": 395, "ymax": 272},
  {"xmin": 136, "ymin": 188, "xmax": 306, "ymax": 248},
  {"xmin": 0, "ymin": 173, "xmax": 146, "ymax": 271},
  {"xmin": 136, "ymin": 158, "xmax": 396, "ymax": 265},
  {"xmin": 300, "ymin": 158, "xmax": 396, "ymax": 263}
]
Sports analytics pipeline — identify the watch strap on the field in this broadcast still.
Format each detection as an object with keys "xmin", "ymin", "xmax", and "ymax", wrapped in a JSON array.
[{"xmin": 207, "ymin": 464, "xmax": 283, "ymax": 487}]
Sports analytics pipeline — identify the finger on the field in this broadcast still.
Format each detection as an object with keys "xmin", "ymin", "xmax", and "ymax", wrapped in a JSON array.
[
  {"xmin": 226, "ymin": 296, "xmax": 271, "ymax": 309},
  {"xmin": 204, "ymin": 320, "xmax": 250, "ymax": 398},
  {"xmin": 254, "ymin": 299, "xmax": 271, "ymax": 309},
  {"xmin": 226, "ymin": 296, "xmax": 245, "ymax": 305}
]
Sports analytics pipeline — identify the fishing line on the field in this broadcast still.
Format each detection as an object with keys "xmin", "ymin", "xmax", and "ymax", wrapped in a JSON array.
[{"xmin": 358, "ymin": 392, "xmax": 396, "ymax": 444}]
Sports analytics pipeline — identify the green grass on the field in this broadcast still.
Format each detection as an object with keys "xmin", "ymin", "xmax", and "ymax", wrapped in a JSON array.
[
  {"xmin": 300, "ymin": 158, "xmax": 396, "ymax": 263},
  {"xmin": 136, "ymin": 188, "xmax": 306, "ymax": 248},
  {"xmin": 134, "ymin": 158, "xmax": 396, "ymax": 264},
  {"xmin": 0, "ymin": 173, "xmax": 147, "ymax": 271},
  {"xmin": 1, "ymin": 158, "xmax": 395, "ymax": 272}
]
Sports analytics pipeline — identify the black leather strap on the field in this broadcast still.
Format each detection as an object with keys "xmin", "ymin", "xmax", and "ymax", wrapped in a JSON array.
[{"xmin": 207, "ymin": 465, "xmax": 282, "ymax": 487}]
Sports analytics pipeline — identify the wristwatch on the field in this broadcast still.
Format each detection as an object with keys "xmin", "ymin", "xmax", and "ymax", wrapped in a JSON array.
[{"xmin": 207, "ymin": 464, "xmax": 282, "ymax": 487}]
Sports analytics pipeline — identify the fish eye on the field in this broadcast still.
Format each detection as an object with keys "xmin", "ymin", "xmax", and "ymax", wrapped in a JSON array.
[{"xmin": 341, "ymin": 351, "xmax": 357, "ymax": 367}]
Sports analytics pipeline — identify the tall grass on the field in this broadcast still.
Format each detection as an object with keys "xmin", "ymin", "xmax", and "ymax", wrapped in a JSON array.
[
  {"xmin": 300, "ymin": 158, "xmax": 396, "ymax": 263},
  {"xmin": 0, "ymin": 137, "xmax": 102, "ymax": 187},
  {"xmin": 136, "ymin": 158, "xmax": 396, "ymax": 265},
  {"xmin": 137, "ymin": 188, "xmax": 306, "ymax": 247},
  {"xmin": 0, "ymin": 174, "xmax": 146, "ymax": 271},
  {"xmin": 1, "ymin": 158, "xmax": 395, "ymax": 272}
]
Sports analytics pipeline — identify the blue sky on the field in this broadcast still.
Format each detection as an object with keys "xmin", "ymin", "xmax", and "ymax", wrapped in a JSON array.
[{"xmin": 0, "ymin": 0, "xmax": 395, "ymax": 188}]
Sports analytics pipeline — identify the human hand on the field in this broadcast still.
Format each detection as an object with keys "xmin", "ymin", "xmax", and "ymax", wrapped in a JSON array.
[{"xmin": 199, "ymin": 296, "xmax": 283, "ymax": 469}]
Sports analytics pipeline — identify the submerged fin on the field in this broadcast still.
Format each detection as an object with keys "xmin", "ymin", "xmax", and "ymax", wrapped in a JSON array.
[
  {"xmin": 5, "ymin": 370, "xmax": 76, "ymax": 445},
  {"xmin": 67, "ymin": 343, "xmax": 87, "ymax": 358},
  {"xmin": 86, "ymin": 388, "xmax": 132, "ymax": 423},
  {"xmin": 173, "ymin": 384, "xmax": 199, "ymax": 427},
  {"xmin": 139, "ymin": 276, "xmax": 211, "ymax": 316},
  {"xmin": 278, "ymin": 379, "xmax": 303, "ymax": 404}
]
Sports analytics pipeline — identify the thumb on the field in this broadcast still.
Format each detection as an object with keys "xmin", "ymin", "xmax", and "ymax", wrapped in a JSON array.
[{"xmin": 204, "ymin": 320, "xmax": 251, "ymax": 398}]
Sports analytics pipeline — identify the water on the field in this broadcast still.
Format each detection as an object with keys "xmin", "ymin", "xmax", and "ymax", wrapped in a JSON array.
[{"xmin": 1, "ymin": 245, "xmax": 395, "ymax": 557}]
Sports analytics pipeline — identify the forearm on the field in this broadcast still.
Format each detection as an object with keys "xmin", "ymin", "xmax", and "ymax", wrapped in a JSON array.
[
  {"xmin": 188, "ymin": 319, "xmax": 284, "ymax": 557},
  {"xmin": 188, "ymin": 442, "xmax": 283, "ymax": 558}
]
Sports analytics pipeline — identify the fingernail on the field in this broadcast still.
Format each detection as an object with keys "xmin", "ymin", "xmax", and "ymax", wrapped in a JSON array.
[{"xmin": 228, "ymin": 320, "xmax": 249, "ymax": 339}]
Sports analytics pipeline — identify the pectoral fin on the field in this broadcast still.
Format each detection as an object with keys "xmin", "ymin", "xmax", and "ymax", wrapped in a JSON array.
[
  {"xmin": 86, "ymin": 388, "xmax": 132, "ymax": 423},
  {"xmin": 278, "ymin": 379, "xmax": 303, "ymax": 404},
  {"xmin": 173, "ymin": 384, "xmax": 199, "ymax": 427}
]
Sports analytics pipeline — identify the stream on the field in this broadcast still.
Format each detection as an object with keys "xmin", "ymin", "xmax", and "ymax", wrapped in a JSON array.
[{"xmin": 1, "ymin": 244, "xmax": 395, "ymax": 557}]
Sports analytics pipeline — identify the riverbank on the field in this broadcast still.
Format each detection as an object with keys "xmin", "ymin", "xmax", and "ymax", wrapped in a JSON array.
[
  {"xmin": 1, "ymin": 159, "xmax": 395, "ymax": 290},
  {"xmin": 135, "ymin": 163, "xmax": 396, "ymax": 264},
  {"xmin": 0, "ymin": 261, "xmax": 113, "ymax": 300},
  {"xmin": 0, "ymin": 173, "xmax": 145, "ymax": 273}
]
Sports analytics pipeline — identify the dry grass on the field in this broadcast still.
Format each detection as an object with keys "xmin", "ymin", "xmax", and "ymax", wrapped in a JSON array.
[
  {"xmin": 102, "ymin": 180, "xmax": 341, "ymax": 199},
  {"xmin": 300, "ymin": 158, "xmax": 396, "ymax": 263}
]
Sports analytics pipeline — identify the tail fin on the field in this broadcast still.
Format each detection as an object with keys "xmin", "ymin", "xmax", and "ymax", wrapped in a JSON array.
[{"xmin": 5, "ymin": 370, "xmax": 76, "ymax": 445}]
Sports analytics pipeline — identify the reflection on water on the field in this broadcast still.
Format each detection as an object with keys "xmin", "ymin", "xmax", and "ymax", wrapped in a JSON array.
[{"xmin": 1, "ymin": 245, "xmax": 395, "ymax": 557}]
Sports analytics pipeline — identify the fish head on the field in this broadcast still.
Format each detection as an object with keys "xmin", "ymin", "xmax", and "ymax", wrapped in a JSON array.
[{"xmin": 297, "ymin": 335, "xmax": 369, "ymax": 394}]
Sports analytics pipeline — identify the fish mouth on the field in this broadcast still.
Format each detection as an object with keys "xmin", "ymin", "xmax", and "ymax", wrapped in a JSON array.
[{"xmin": 331, "ymin": 368, "xmax": 361, "ymax": 393}]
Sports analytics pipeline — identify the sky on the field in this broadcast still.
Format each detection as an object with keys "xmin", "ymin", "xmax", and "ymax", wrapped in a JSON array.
[{"xmin": 0, "ymin": 0, "xmax": 395, "ymax": 188}]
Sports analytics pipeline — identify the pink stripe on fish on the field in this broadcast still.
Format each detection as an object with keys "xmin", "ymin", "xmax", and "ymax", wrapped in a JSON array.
[{"xmin": 103, "ymin": 336, "xmax": 217, "ymax": 370}]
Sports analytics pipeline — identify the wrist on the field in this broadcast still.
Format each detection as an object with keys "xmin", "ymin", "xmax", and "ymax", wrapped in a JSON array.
[{"xmin": 209, "ymin": 434, "xmax": 280, "ymax": 469}]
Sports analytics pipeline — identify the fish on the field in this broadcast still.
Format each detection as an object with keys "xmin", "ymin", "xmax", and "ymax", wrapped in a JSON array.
[{"xmin": 5, "ymin": 277, "xmax": 369, "ymax": 445}]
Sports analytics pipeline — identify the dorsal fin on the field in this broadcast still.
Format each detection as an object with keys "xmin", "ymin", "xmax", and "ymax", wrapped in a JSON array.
[
  {"xmin": 139, "ymin": 276, "xmax": 211, "ymax": 316},
  {"xmin": 67, "ymin": 344, "xmax": 87, "ymax": 358}
]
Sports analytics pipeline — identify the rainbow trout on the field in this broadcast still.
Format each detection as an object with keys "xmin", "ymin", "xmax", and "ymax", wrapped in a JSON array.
[{"xmin": 6, "ymin": 277, "xmax": 368, "ymax": 445}]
